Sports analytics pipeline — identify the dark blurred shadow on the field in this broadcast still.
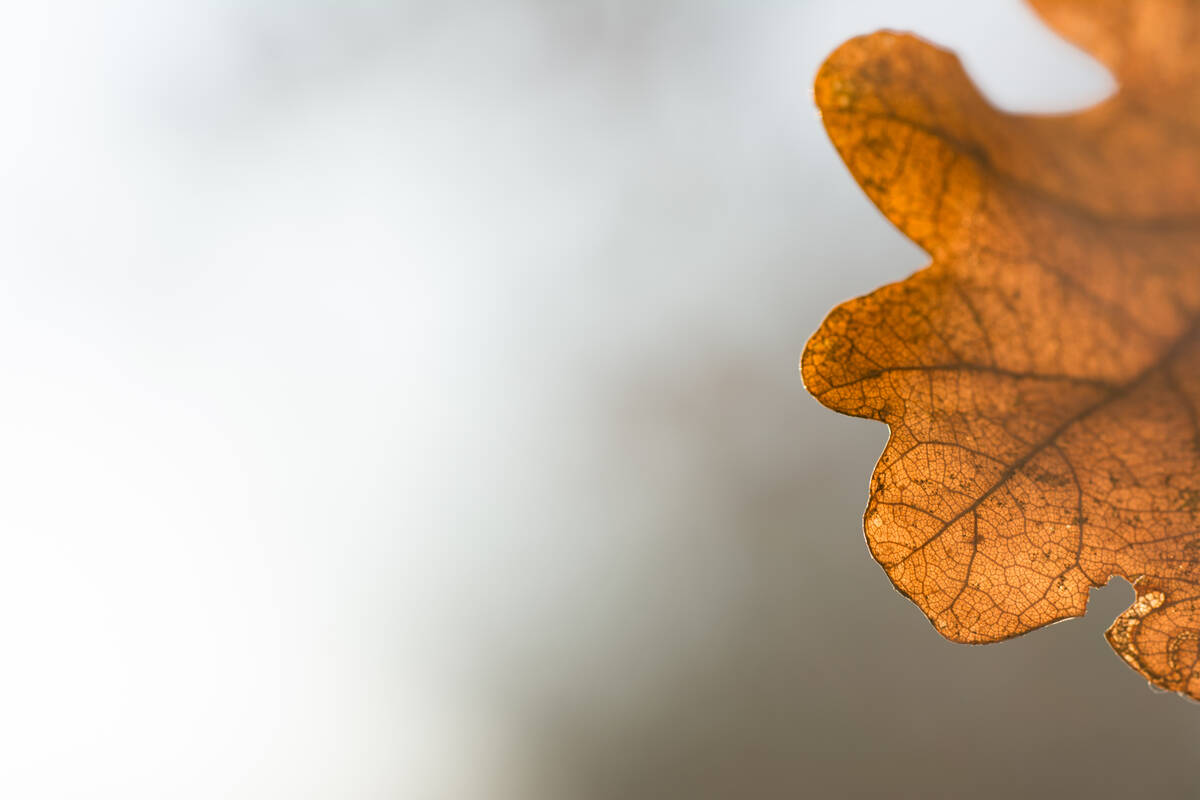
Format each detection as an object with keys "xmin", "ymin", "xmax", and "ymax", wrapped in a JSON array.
[{"xmin": 516, "ymin": 348, "xmax": 1200, "ymax": 799}]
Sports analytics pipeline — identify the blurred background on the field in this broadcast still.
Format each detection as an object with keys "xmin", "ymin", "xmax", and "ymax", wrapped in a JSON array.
[{"xmin": 1, "ymin": 1, "xmax": 1196, "ymax": 798}]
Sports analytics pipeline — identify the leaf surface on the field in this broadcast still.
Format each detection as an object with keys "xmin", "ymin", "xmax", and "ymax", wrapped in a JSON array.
[{"xmin": 803, "ymin": 0, "xmax": 1200, "ymax": 698}]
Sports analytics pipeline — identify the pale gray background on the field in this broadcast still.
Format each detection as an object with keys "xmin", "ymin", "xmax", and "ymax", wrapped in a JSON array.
[{"xmin": 1, "ymin": 1, "xmax": 1195, "ymax": 798}]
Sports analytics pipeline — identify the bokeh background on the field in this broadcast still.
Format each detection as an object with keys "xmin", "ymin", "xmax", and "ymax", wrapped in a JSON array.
[{"xmin": 2, "ymin": 1, "xmax": 1197, "ymax": 798}]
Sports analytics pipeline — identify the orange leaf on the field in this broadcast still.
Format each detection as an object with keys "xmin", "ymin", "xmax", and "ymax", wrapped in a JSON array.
[{"xmin": 802, "ymin": 0, "xmax": 1200, "ymax": 699}]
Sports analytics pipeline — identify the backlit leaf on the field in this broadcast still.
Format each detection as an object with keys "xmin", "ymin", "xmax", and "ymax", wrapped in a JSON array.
[{"xmin": 803, "ymin": 0, "xmax": 1200, "ymax": 699}]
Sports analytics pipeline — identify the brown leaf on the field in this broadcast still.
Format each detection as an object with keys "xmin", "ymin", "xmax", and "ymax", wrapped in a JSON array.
[{"xmin": 802, "ymin": 0, "xmax": 1200, "ymax": 699}]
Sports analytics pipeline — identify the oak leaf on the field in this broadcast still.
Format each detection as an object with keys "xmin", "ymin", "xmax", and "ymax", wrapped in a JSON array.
[{"xmin": 802, "ymin": 0, "xmax": 1200, "ymax": 699}]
